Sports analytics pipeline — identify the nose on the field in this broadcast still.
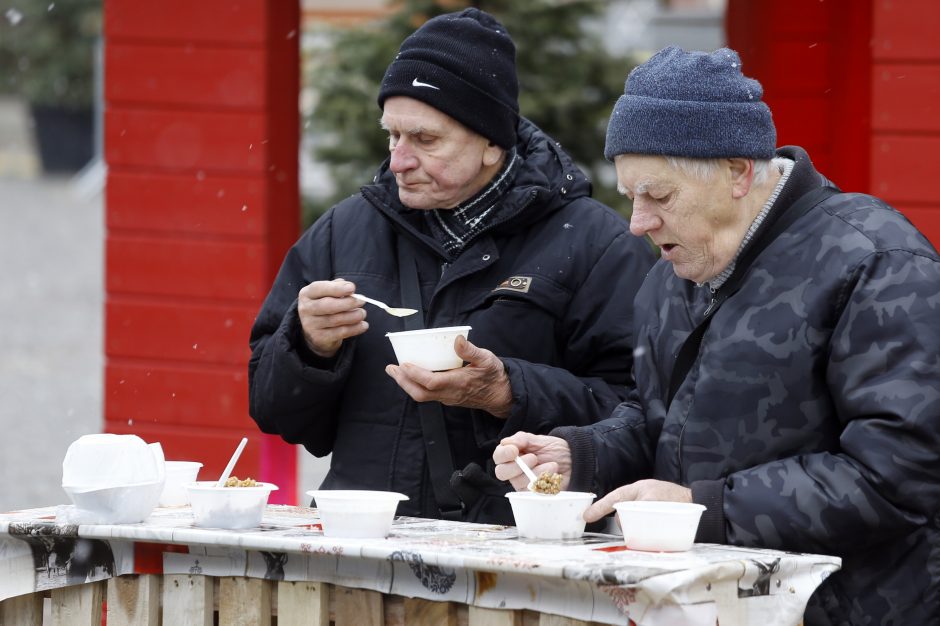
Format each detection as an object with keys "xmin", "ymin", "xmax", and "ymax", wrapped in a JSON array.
[
  {"xmin": 389, "ymin": 140, "xmax": 418, "ymax": 174},
  {"xmin": 629, "ymin": 199, "xmax": 662, "ymax": 237}
]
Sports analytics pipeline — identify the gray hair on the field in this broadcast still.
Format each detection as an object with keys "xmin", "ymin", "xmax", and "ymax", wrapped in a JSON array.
[{"xmin": 664, "ymin": 156, "xmax": 786, "ymax": 186}]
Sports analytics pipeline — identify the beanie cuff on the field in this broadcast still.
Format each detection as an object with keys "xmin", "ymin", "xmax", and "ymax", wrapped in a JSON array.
[
  {"xmin": 379, "ymin": 59, "xmax": 518, "ymax": 149},
  {"xmin": 604, "ymin": 94, "xmax": 776, "ymax": 161}
]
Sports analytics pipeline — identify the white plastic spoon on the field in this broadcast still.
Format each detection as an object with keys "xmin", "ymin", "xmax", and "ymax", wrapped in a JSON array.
[
  {"xmin": 352, "ymin": 293, "xmax": 418, "ymax": 317},
  {"xmin": 216, "ymin": 437, "xmax": 248, "ymax": 487},
  {"xmin": 514, "ymin": 455, "xmax": 539, "ymax": 492}
]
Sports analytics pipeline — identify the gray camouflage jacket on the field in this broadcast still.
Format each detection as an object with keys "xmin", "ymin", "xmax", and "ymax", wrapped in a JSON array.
[{"xmin": 556, "ymin": 146, "xmax": 940, "ymax": 625}]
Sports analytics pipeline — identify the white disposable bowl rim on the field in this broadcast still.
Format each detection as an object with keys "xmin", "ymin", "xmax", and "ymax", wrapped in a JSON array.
[
  {"xmin": 165, "ymin": 461, "xmax": 203, "ymax": 469},
  {"xmin": 306, "ymin": 489, "xmax": 408, "ymax": 502},
  {"xmin": 187, "ymin": 481, "xmax": 278, "ymax": 492},
  {"xmin": 386, "ymin": 326, "xmax": 471, "ymax": 338},
  {"xmin": 505, "ymin": 491, "xmax": 596, "ymax": 501},
  {"xmin": 613, "ymin": 501, "xmax": 705, "ymax": 514}
]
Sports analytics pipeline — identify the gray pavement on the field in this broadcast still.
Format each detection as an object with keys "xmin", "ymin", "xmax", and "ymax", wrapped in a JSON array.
[{"xmin": 0, "ymin": 96, "xmax": 327, "ymax": 512}]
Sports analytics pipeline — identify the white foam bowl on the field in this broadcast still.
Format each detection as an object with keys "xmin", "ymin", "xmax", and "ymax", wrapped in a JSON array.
[
  {"xmin": 63, "ymin": 480, "xmax": 164, "ymax": 524},
  {"xmin": 307, "ymin": 490, "xmax": 408, "ymax": 538},
  {"xmin": 505, "ymin": 491, "xmax": 596, "ymax": 540},
  {"xmin": 385, "ymin": 326, "xmax": 471, "ymax": 371},
  {"xmin": 159, "ymin": 461, "xmax": 203, "ymax": 507},
  {"xmin": 613, "ymin": 501, "xmax": 706, "ymax": 552},
  {"xmin": 187, "ymin": 481, "xmax": 278, "ymax": 529}
]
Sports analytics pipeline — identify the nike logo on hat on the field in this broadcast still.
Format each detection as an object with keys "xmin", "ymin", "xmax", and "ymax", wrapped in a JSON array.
[{"xmin": 412, "ymin": 78, "xmax": 440, "ymax": 90}]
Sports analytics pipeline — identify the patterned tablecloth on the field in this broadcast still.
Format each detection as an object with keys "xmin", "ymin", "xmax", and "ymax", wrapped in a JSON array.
[{"xmin": 0, "ymin": 504, "xmax": 840, "ymax": 626}]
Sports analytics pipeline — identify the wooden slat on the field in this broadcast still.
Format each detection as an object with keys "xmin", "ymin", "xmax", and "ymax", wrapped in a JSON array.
[
  {"xmin": 278, "ymin": 581, "xmax": 330, "ymax": 626},
  {"xmin": 105, "ymin": 109, "xmax": 267, "ymax": 172},
  {"xmin": 106, "ymin": 171, "xmax": 266, "ymax": 238},
  {"xmin": 105, "ymin": 0, "xmax": 267, "ymax": 44},
  {"xmin": 469, "ymin": 606, "xmax": 523, "ymax": 626},
  {"xmin": 106, "ymin": 236, "xmax": 268, "ymax": 300},
  {"xmin": 219, "ymin": 577, "xmax": 272, "ymax": 626},
  {"xmin": 163, "ymin": 574, "xmax": 213, "ymax": 626},
  {"xmin": 871, "ymin": 136, "xmax": 940, "ymax": 204},
  {"xmin": 874, "ymin": 1, "xmax": 940, "ymax": 60},
  {"xmin": 105, "ymin": 363, "xmax": 248, "ymax": 430},
  {"xmin": 0, "ymin": 592, "xmax": 43, "ymax": 625},
  {"xmin": 404, "ymin": 598, "xmax": 457, "ymax": 626},
  {"xmin": 105, "ymin": 300, "xmax": 256, "ymax": 364},
  {"xmin": 537, "ymin": 614, "xmax": 592, "ymax": 626},
  {"xmin": 107, "ymin": 575, "xmax": 160, "ymax": 626},
  {"xmin": 106, "ymin": 44, "xmax": 266, "ymax": 109},
  {"xmin": 50, "ymin": 581, "xmax": 105, "ymax": 626},
  {"xmin": 335, "ymin": 587, "xmax": 384, "ymax": 626},
  {"xmin": 871, "ymin": 64, "xmax": 940, "ymax": 132}
]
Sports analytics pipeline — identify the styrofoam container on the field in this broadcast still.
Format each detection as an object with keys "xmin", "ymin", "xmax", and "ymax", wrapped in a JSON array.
[
  {"xmin": 159, "ymin": 461, "xmax": 203, "ymax": 506},
  {"xmin": 385, "ymin": 326, "xmax": 471, "ymax": 371},
  {"xmin": 187, "ymin": 481, "xmax": 278, "ymax": 529},
  {"xmin": 307, "ymin": 490, "xmax": 408, "ymax": 538},
  {"xmin": 63, "ymin": 480, "xmax": 165, "ymax": 524},
  {"xmin": 613, "ymin": 501, "xmax": 706, "ymax": 552},
  {"xmin": 62, "ymin": 435, "xmax": 165, "ymax": 524},
  {"xmin": 505, "ymin": 491, "xmax": 596, "ymax": 540}
]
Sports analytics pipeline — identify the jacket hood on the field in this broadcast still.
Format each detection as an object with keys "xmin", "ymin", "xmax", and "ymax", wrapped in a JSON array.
[{"xmin": 362, "ymin": 117, "xmax": 595, "ymax": 238}]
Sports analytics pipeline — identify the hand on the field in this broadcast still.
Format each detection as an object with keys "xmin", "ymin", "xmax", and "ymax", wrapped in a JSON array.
[
  {"xmin": 492, "ymin": 432, "xmax": 572, "ymax": 492},
  {"xmin": 297, "ymin": 279, "xmax": 368, "ymax": 358},
  {"xmin": 583, "ymin": 479, "xmax": 692, "ymax": 523},
  {"xmin": 385, "ymin": 336, "xmax": 512, "ymax": 417}
]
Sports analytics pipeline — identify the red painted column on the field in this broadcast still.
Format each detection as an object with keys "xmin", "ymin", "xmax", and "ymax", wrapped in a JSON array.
[{"xmin": 103, "ymin": 0, "xmax": 300, "ymax": 503}]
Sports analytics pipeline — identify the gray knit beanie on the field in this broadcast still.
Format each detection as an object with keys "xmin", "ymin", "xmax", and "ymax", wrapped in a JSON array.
[
  {"xmin": 604, "ymin": 46, "xmax": 776, "ymax": 161},
  {"xmin": 378, "ymin": 8, "xmax": 519, "ymax": 149}
]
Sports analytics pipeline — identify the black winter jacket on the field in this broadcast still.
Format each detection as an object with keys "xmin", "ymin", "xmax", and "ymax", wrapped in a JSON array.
[
  {"xmin": 249, "ymin": 119, "xmax": 656, "ymax": 522},
  {"xmin": 557, "ymin": 147, "xmax": 940, "ymax": 625}
]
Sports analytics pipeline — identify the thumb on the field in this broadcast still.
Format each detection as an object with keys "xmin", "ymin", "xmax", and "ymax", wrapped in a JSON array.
[{"xmin": 454, "ymin": 335, "xmax": 483, "ymax": 362}]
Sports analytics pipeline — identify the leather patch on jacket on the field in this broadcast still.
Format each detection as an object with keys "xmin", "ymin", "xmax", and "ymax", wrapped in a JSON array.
[{"xmin": 493, "ymin": 276, "xmax": 532, "ymax": 294}]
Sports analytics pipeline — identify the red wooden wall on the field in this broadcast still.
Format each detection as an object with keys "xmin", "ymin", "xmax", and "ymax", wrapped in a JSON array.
[
  {"xmin": 103, "ymin": 0, "xmax": 301, "ymax": 503},
  {"xmin": 727, "ymin": 0, "xmax": 940, "ymax": 246}
]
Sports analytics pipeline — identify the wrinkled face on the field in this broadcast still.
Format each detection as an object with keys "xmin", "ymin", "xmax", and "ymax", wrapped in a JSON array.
[
  {"xmin": 381, "ymin": 97, "xmax": 503, "ymax": 210},
  {"xmin": 616, "ymin": 154, "xmax": 745, "ymax": 284}
]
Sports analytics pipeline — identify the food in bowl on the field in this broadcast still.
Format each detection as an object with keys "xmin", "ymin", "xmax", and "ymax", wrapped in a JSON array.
[
  {"xmin": 224, "ymin": 476, "xmax": 258, "ymax": 487},
  {"xmin": 613, "ymin": 501, "xmax": 706, "ymax": 552},
  {"xmin": 532, "ymin": 472, "xmax": 563, "ymax": 495},
  {"xmin": 186, "ymin": 481, "xmax": 278, "ymax": 529},
  {"xmin": 505, "ymin": 490, "xmax": 595, "ymax": 540},
  {"xmin": 307, "ymin": 490, "xmax": 408, "ymax": 538},
  {"xmin": 385, "ymin": 326, "xmax": 471, "ymax": 371}
]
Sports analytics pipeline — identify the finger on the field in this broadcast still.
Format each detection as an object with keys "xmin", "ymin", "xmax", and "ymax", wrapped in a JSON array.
[
  {"xmin": 583, "ymin": 484, "xmax": 638, "ymax": 523},
  {"xmin": 397, "ymin": 363, "xmax": 439, "ymax": 389},
  {"xmin": 308, "ymin": 321, "xmax": 369, "ymax": 346},
  {"xmin": 299, "ymin": 279, "xmax": 356, "ymax": 300},
  {"xmin": 299, "ymin": 305, "xmax": 367, "ymax": 330},
  {"xmin": 492, "ymin": 443, "xmax": 521, "ymax": 465},
  {"xmin": 498, "ymin": 431, "xmax": 538, "ymax": 450},
  {"xmin": 385, "ymin": 365, "xmax": 434, "ymax": 402},
  {"xmin": 454, "ymin": 336, "xmax": 495, "ymax": 367}
]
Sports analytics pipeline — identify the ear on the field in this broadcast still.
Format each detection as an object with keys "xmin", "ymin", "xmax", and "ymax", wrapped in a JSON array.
[
  {"xmin": 482, "ymin": 142, "xmax": 504, "ymax": 168},
  {"xmin": 727, "ymin": 158, "xmax": 755, "ymax": 199}
]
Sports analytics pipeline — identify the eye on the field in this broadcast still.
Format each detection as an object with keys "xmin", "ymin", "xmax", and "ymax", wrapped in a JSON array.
[
  {"xmin": 416, "ymin": 134, "xmax": 435, "ymax": 146},
  {"xmin": 652, "ymin": 192, "xmax": 672, "ymax": 204},
  {"xmin": 387, "ymin": 132, "xmax": 400, "ymax": 148}
]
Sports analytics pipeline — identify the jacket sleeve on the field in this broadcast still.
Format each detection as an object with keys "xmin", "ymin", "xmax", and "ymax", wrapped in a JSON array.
[
  {"xmin": 498, "ymin": 231, "xmax": 656, "ymax": 439},
  {"xmin": 247, "ymin": 210, "xmax": 350, "ymax": 457},
  {"xmin": 702, "ymin": 249, "xmax": 940, "ymax": 555},
  {"xmin": 552, "ymin": 395, "xmax": 654, "ymax": 494}
]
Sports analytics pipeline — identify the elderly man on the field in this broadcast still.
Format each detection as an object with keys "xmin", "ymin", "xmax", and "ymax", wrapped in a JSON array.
[
  {"xmin": 495, "ymin": 47, "xmax": 940, "ymax": 624},
  {"xmin": 248, "ymin": 8, "xmax": 655, "ymax": 523}
]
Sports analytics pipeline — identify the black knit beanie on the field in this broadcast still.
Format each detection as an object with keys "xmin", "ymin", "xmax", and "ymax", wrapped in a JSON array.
[
  {"xmin": 377, "ymin": 8, "xmax": 520, "ymax": 149},
  {"xmin": 605, "ymin": 46, "xmax": 776, "ymax": 161}
]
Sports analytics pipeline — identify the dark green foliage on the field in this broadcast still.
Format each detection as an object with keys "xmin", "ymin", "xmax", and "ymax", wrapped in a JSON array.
[
  {"xmin": 303, "ymin": 0, "xmax": 637, "ymax": 226},
  {"xmin": 0, "ymin": 0, "xmax": 101, "ymax": 108}
]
